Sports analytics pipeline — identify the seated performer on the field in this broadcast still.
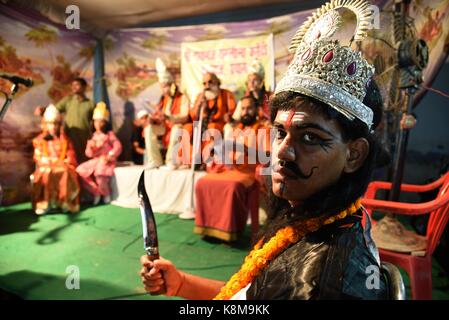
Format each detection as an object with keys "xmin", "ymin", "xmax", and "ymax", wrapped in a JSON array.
[
  {"xmin": 35, "ymin": 78, "xmax": 94, "ymax": 164},
  {"xmin": 140, "ymin": 0, "xmax": 387, "ymax": 300},
  {"xmin": 184, "ymin": 72, "xmax": 236, "ymax": 168},
  {"xmin": 31, "ymin": 105, "xmax": 80, "ymax": 215},
  {"xmin": 232, "ymin": 59, "xmax": 272, "ymax": 123},
  {"xmin": 193, "ymin": 96, "xmax": 269, "ymax": 239},
  {"xmin": 76, "ymin": 102, "xmax": 122, "ymax": 205},
  {"xmin": 143, "ymin": 58, "xmax": 190, "ymax": 169}
]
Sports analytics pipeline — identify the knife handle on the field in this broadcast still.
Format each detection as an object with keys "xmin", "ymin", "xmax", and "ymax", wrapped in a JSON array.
[{"xmin": 147, "ymin": 254, "xmax": 167, "ymax": 296}]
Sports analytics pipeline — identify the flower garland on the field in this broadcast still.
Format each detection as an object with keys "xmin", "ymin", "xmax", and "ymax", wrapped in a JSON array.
[{"xmin": 214, "ymin": 198, "xmax": 362, "ymax": 300}]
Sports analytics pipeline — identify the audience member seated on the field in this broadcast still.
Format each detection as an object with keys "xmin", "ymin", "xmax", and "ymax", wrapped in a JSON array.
[
  {"xmin": 31, "ymin": 104, "xmax": 80, "ymax": 215},
  {"xmin": 76, "ymin": 102, "xmax": 122, "ymax": 205}
]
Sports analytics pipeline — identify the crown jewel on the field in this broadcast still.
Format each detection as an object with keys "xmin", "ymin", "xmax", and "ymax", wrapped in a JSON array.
[
  {"xmin": 93, "ymin": 101, "xmax": 110, "ymax": 121},
  {"xmin": 275, "ymin": 0, "xmax": 376, "ymax": 128}
]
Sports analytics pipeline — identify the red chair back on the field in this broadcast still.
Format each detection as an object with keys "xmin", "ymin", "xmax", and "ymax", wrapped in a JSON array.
[{"xmin": 426, "ymin": 174, "xmax": 449, "ymax": 256}]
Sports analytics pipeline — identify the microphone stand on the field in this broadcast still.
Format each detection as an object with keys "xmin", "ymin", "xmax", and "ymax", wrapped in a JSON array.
[
  {"xmin": 182, "ymin": 97, "xmax": 205, "ymax": 218},
  {"xmin": 0, "ymin": 83, "xmax": 19, "ymax": 121},
  {"xmin": 0, "ymin": 83, "xmax": 19, "ymax": 205}
]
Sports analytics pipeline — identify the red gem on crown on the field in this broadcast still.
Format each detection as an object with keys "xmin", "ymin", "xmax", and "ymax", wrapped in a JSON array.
[
  {"xmin": 323, "ymin": 50, "xmax": 334, "ymax": 63},
  {"xmin": 347, "ymin": 62, "xmax": 357, "ymax": 75}
]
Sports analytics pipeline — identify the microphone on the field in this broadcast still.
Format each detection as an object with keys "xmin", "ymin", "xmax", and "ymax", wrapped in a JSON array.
[{"xmin": 0, "ymin": 73, "xmax": 33, "ymax": 87}]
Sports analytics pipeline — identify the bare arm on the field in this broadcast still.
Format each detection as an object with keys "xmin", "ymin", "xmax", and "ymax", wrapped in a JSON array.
[
  {"xmin": 140, "ymin": 255, "xmax": 225, "ymax": 300},
  {"xmin": 177, "ymin": 271, "xmax": 225, "ymax": 300}
]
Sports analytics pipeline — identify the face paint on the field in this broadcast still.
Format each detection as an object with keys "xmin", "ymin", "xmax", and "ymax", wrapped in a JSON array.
[
  {"xmin": 276, "ymin": 159, "xmax": 317, "ymax": 180},
  {"xmin": 272, "ymin": 106, "xmax": 348, "ymax": 203},
  {"xmin": 279, "ymin": 111, "xmax": 308, "ymax": 130},
  {"xmin": 285, "ymin": 109, "xmax": 295, "ymax": 130}
]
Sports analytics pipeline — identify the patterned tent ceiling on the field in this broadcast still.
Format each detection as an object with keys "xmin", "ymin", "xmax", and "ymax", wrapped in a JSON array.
[{"xmin": 5, "ymin": 0, "xmax": 323, "ymax": 32}]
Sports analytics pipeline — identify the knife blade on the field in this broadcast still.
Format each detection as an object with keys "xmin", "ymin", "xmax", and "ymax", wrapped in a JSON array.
[{"xmin": 138, "ymin": 170, "xmax": 166, "ymax": 295}]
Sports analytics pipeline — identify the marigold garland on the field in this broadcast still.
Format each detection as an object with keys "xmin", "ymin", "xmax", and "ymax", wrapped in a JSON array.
[{"xmin": 214, "ymin": 198, "xmax": 362, "ymax": 300}]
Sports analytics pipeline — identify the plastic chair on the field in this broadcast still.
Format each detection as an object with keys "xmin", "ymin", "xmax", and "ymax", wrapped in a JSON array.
[
  {"xmin": 381, "ymin": 262, "xmax": 406, "ymax": 300},
  {"xmin": 362, "ymin": 172, "xmax": 449, "ymax": 299}
]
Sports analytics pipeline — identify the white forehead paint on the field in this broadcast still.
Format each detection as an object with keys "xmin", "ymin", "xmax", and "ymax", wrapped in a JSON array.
[{"xmin": 278, "ymin": 111, "xmax": 308, "ymax": 127}]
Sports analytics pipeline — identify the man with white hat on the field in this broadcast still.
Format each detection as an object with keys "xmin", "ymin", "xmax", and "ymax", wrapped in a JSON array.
[
  {"xmin": 31, "ymin": 104, "xmax": 80, "ymax": 215},
  {"xmin": 131, "ymin": 110, "xmax": 149, "ymax": 165},
  {"xmin": 143, "ymin": 58, "xmax": 190, "ymax": 169},
  {"xmin": 232, "ymin": 59, "xmax": 272, "ymax": 123}
]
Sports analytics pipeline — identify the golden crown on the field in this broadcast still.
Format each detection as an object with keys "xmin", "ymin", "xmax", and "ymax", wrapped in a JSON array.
[
  {"xmin": 93, "ymin": 101, "xmax": 110, "ymax": 121},
  {"xmin": 275, "ymin": 0, "xmax": 376, "ymax": 128}
]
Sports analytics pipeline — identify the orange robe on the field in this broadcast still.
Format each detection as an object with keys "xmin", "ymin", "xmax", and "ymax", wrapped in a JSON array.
[
  {"xmin": 32, "ymin": 133, "xmax": 80, "ymax": 213},
  {"xmin": 189, "ymin": 88, "xmax": 236, "ymax": 131},
  {"xmin": 182, "ymin": 89, "xmax": 236, "ymax": 165},
  {"xmin": 155, "ymin": 91, "xmax": 188, "ymax": 148},
  {"xmin": 194, "ymin": 121, "xmax": 270, "ymax": 241},
  {"xmin": 145, "ymin": 91, "xmax": 190, "ymax": 167},
  {"xmin": 232, "ymin": 89, "xmax": 273, "ymax": 122}
]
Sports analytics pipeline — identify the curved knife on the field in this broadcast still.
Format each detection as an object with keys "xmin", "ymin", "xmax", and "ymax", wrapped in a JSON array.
[{"xmin": 138, "ymin": 170, "xmax": 166, "ymax": 295}]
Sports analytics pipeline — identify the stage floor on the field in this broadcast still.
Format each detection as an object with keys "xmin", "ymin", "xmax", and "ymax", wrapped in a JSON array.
[
  {"xmin": 0, "ymin": 203, "xmax": 448, "ymax": 300},
  {"xmin": 0, "ymin": 203, "xmax": 252, "ymax": 300}
]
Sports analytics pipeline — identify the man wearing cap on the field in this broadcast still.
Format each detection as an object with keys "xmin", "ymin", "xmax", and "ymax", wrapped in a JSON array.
[
  {"xmin": 143, "ymin": 58, "xmax": 190, "ymax": 169},
  {"xmin": 31, "ymin": 105, "xmax": 80, "ymax": 215},
  {"xmin": 132, "ymin": 110, "xmax": 149, "ymax": 165}
]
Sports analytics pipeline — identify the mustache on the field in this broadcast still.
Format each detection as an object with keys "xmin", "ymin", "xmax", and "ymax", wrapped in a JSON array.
[
  {"xmin": 276, "ymin": 160, "xmax": 316, "ymax": 179},
  {"xmin": 241, "ymin": 114, "xmax": 256, "ymax": 125},
  {"xmin": 43, "ymin": 133, "xmax": 54, "ymax": 141}
]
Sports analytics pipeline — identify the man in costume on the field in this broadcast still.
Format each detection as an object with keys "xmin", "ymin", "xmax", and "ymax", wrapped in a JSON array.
[
  {"xmin": 189, "ymin": 72, "xmax": 236, "ymax": 133},
  {"xmin": 140, "ymin": 0, "xmax": 388, "ymax": 299},
  {"xmin": 231, "ymin": 59, "xmax": 272, "ymax": 123},
  {"xmin": 183, "ymin": 72, "xmax": 236, "ymax": 168},
  {"xmin": 31, "ymin": 105, "xmax": 80, "ymax": 215},
  {"xmin": 143, "ymin": 58, "xmax": 190, "ymax": 169},
  {"xmin": 76, "ymin": 102, "xmax": 122, "ymax": 205},
  {"xmin": 193, "ymin": 96, "xmax": 270, "ymax": 240},
  {"xmin": 36, "ymin": 78, "xmax": 94, "ymax": 164}
]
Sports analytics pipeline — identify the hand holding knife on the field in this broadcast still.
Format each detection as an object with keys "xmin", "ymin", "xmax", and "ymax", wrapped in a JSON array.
[{"xmin": 138, "ymin": 170, "xmax": 167, "ymax": 295}]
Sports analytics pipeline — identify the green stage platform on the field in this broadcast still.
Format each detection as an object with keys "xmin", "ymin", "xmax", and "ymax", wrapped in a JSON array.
[{"xmin": 0, "ymin": 203, "xmax": 448, "ymax": 300}]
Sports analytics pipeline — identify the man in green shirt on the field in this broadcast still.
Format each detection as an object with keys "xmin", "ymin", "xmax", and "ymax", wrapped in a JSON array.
[{"xmin": 36, "ymin": 78, "xmax": 94, "ymax": 164}]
